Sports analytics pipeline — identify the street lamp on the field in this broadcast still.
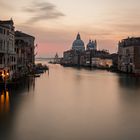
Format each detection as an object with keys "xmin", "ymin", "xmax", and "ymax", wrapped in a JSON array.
[{"xmin": 2, "ymin": 70, "xmax": 9, "ymax": 91}]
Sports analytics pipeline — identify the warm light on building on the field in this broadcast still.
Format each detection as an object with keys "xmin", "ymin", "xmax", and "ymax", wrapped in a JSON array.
[{"xmin": 92, "ymin": 58, "xmax": 113, "ymax": 68}]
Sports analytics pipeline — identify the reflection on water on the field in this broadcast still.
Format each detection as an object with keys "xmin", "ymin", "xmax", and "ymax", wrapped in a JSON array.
[
  {"xmin": 1, "ymin": 62, "xmax": 140, "ymax": 140},
  {"xmin": 0, "ymin": 90, "xmax": 10, "ymax": 114},
  {"xmin": 0, "ymin": 77, "xmax": 35, "ymax": 140},
  {"xmin": 0, "ymin": 77, "xmax": 35, "ymax": 116},
  {"xmin": 118, "ymin": 74, "xmax": 140, "ymax": 90}
]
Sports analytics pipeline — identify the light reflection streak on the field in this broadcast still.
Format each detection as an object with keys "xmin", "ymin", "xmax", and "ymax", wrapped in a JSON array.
[{"xmin": 0, "ymin": 90, "xmax": 10, "ymax": 114}]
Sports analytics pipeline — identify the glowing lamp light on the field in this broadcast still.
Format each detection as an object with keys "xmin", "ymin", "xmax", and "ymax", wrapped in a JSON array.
[{"xmin": 2, "ymin": 73, "xmax": 5, "ymax": 77}]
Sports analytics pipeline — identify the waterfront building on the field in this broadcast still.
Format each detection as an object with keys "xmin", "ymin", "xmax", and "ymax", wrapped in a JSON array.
[
  {"xmin": 63, "ymin": 33, "xmax": 95, "ymax": 66},
  {"xmin": 15, "ymin": 31, "xmax": 35, "ymax": 76},
  {"xmin": 62, "ymin": 33, "xmax": 113, "ymax": 68},
  {"xmin": 94, "ymin": 50, "xmax": 110, "ymax": 59},
  {"xmin": 62, "ymin": 49, "xmax": 80, "ymax": 66},
  {"xmin": 110, "ymin": 53, "xmax": 118, "ymax": 70},
  {"xmin": 118, "ymin": 37, "xmax": 140, "ymax": 74},
  {"xmin": 92, "ymin": 58, "xmax": 112, "ymax": 68},
  {"xmin": 0, "ymin": 19, "xmax": 16, "ymax": 81},
  {"xmin": 80, "ymin": 50, "xmax": 93, "ymax": 66},
  {"xmin": 81, "ymin": 50, "xmax": 112, "ymax": 68},
  {"xmin": 63, "ymin": 50, "xmax": 74, "ymax": 65},
  {"xmin": 72, "ymin": 33, "xmax": 85, "ymax": 52}
]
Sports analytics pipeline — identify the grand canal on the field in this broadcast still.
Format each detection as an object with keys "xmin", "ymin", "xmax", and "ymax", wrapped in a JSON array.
[{"xmin": 1, "ymin": 61, "xmax": 140, "ymax": 140}]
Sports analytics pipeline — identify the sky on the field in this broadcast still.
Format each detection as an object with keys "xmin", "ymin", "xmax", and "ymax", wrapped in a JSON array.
[{"xmin": 0, "ymin": 0, "xmax": 140, "ymax": 57}]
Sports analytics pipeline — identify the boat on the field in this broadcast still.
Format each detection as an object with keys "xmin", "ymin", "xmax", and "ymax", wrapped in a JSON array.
[
  {"xmin": 34, "ymin": 74, "xmax": 41, "ymax": 78},
  {"xmin": 35, "ymin": 63, "xmax": 49, "ymax": 74}
]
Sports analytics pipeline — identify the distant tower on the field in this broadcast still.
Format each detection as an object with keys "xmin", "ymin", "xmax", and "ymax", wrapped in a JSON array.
[
  {"xmin": 95, "ymin": 40, "xmax": 97, "ymax": 50},
  {"xmin": 55, "ymin": 53, "xmax": 58, "ymax": 58},
  {"xmin": 54, "ymin": 53, "xmax": 59, "ymax": 64}
]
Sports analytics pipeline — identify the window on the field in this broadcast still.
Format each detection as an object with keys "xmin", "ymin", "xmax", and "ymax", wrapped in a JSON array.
[
  {"xmin": 0, "ymin": 40, "xmax": 2, "ymax": 47},
  {"xmin": 126, "ymin": 49, "xmax": 130, "ymax": 55},
  {"xmin": 7, "ymin": 30, "xmax": 9, "ymax": 35},
  {"xmin": 0, "ymin": 40, "xmax": 2, "ymax": 51},
  {"xmin": 130, "ymin": 58, "xmax": 133, "ymax": 63},
  {"xmin": 3, "ymin": 57, "xmax": 5, "ymax": 64},
  {"xmin": 3, "ymin": 40, "xmax": 5, "ymax": 48},
  {"xmin": 7, "ymin": 41, "xmax": 9, "ymax": 49},
  {"xmin": 0, "ymin": 56, "xmax": 2, "ymax": 64},
  {"xmin": 0, "ymin": 28, "xmax": 3, "ymax": 34},
  {"xmin": 3, "ymin": 29, "xmax": 5, "ymax": 35}
]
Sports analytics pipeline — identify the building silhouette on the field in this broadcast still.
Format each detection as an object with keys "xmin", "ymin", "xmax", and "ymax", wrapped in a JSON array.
[
  {"xmin": 0, "ymin": 19, "xmax": 35, "ymax": 81},
  {"xmin": 62, "ymin": 33, "xmax": 113, "ymax": 68},
  {"xmin": 118, "ymin": 37, "xmax": 140, "ymax": 74},
  {"xmin": 0, "ymin": 19, "xmax": 16, "ymax": 81}
]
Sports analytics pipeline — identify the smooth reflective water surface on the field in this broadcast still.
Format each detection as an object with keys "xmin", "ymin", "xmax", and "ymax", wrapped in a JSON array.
[{"xmin": 1, "ymin": 61, "xmax": 140, "ymax": 140}]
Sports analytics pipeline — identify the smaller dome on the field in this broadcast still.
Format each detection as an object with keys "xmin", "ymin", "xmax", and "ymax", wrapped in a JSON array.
[{"xmin": 87, "ymin": 40, "xmax": 97, "ymax": 50}]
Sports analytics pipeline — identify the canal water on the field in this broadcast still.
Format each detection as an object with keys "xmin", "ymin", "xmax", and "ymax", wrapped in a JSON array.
[{"xmin": 1, "ymin": 60, "xmax": 140, "ymax": 140}]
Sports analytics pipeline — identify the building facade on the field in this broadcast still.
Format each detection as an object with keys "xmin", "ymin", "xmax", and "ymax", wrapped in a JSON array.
[
  {"xmin": 62, "ymin": 49, "xmax": 80, "ymax": 66},
  {"xmin": 118, "ymin": 37, "xmax": 140, "ymax": 74},
  {"xmin": 0, "ymin": 19, "xmax": 16, "ymax": 81},
  {"xmin": 15, "ymin": 31, "xmax": 35, "ymax": 76},
  {"xmin": 92, "ymin": 58, "xmax": 112, "ymax": 68}
]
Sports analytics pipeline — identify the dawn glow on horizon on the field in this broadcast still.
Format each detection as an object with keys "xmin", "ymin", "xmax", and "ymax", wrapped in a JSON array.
[{"xmin": 0, "ymin": 0, "xmax": 140, "ymax": 57}]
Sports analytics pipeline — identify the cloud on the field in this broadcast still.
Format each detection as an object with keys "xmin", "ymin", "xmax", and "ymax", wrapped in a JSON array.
[
  {"xmin": 0, "ymin": 1, "xmax": 14, "ymax": 10},
  {"xmin": 23, "ymin": 1, "xmax": 65, "ymax": 23}
]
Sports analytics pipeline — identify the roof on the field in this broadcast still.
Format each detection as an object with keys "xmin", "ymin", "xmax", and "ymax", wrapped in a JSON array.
[
  {"xmin": 15, "ymin": 31, "xmax": 35, "ymax": 39},
  {"xmin": 0, "ymin": 19, "xmax": 14, "ymax": 25},
  {"xmin": 0, "ymin": 19, "xmax": 14, "ymax": 29},
  {"xmin": 119, "ymin": 37, "xmax": 140, "ymax": 47}
]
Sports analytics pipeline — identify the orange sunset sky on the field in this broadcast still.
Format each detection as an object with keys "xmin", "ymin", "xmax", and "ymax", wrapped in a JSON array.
[{"xmin": 0, "ymin": 0, "xmax": 140, "ymax": 57}]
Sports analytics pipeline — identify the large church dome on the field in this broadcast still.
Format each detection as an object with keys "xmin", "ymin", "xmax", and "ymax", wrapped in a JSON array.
[{"xmin": 72, "ymin": 33, "xmax": 85, "ymax": 51}]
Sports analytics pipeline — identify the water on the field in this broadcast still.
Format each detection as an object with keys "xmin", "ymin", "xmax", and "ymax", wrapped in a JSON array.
[{"xmin": 1, "ymin": 61, "xmax": 140, "ymax": 140}]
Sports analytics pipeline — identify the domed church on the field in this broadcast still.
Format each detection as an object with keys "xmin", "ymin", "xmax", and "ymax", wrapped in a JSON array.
[
  {"xmin": 87, "ymin": 40, "xmax": 97, "ymax": 50},
  {"xmin": 72, "ymin": 33, "xmax": 85, "ymax": 51}
]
